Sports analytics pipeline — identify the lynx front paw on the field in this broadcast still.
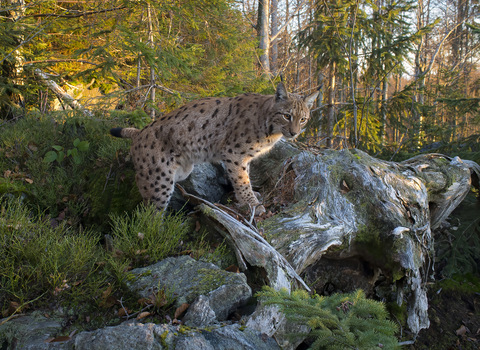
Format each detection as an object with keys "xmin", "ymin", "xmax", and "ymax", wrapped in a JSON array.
[{"xmin": 254, "ymin": 204, "xmax": 266, "ymax": 215}]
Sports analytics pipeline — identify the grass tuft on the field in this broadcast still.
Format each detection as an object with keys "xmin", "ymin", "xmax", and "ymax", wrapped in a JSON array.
[
  {"xmin": 0, "ymin": 196, "xmax": 106, "ymax": 310},
  {"xmin": 109, "ymin": 203, "xmax": 191, "ymax": 268}
]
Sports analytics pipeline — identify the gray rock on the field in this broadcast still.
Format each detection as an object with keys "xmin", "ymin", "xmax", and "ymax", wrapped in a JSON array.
[
  {"xmin": 170, "ymin": 163, "xmax": 228, "ymax": 210},
  {"xmin": 74, "ymin": 322, "xmax": 161, "ymax": 350},
  {"xmin": 125, "ymin": 255, "xmax": 251, "ymax": 322},
  {"xmin": 175, "ymin": 334, "xmax": 214, "ymax": 350},
  {"xmin": 0, "ymin": 315, "xmax": 73, "ymax": 350},
  {"xmin": 246, "ymin": 304, "xmax": 309, "ymax": 350},
  {"xmin": 182, "ymin": 295, "xmax": 216, "ymax": 327},
  {"xmin": 202, "ymin": 323, "xmax": 281, "ymax": 350},
  {"xmin": 1, "ymin": 316, "xmax": 281, "ymax": 350}
]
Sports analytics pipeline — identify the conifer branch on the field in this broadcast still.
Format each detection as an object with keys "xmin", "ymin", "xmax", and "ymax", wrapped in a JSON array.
[
  {"xmin": 24, "ymin": 59, "xmax": 98, "ymax": 66},
  {"xmin": 256, "ymin": 288, "xmax": 400, "ymax": 349},
  {"xmin": 26, "ymin": 6, "xmax": 126, "ymax": 18}
]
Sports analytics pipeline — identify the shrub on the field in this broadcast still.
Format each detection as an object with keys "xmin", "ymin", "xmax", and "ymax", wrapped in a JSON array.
[{"xmin": 256, "ymin": 287, "xmax": 400, "ymax": 349}]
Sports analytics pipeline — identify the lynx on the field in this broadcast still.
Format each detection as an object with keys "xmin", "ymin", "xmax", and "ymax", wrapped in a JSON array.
[{"xmin": 110, "ymin": 82, "xmax": 318, "ymax": 212}]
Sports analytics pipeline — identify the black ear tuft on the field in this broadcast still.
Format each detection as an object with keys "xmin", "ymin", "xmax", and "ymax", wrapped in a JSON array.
[
  {"xmin": 110, "ymin": 127, "xmax": 123, "ymax": 138},
  {"xmin": 275, "ymin": 82, "xmax": 288, "ymax": 102}
]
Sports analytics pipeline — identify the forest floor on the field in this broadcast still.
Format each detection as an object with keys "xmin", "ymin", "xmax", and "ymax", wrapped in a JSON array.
[
  {"xmin": 413, "ymin": 288, "xmax": 480, "ymax": 349},
  {"xmin": 411, "ymin": 195, "xmax": 480, "ymax": 350}
]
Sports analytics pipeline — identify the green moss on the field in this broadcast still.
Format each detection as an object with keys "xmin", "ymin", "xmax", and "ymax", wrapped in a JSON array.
[
  {"xmin": 190, "ymin": 268, "xmax": 227, "ymax": 295},
  {"xmin": 355, "ymin": 224, "xmax": 405, "ymax": 282},
  {"xmin": 159, "ymin": 330, "xmax": 169, "ymax": 349},
  {"xmin": 178, "ymin": 325, "xmax": 191, "ymax": 334},
  {"xmin": 386, "ymin": 301, "xmax": 408, "ymax": 326},
  {"xmin": 433, "ymin": 157, "xmax": 449, "ymax": 166},
  {"xmin": 435, "ymin": 273, "xmax": 480, "ymax": 294},
  {"xmin": 125, "ymin": 273, "xmax": 137, "ymax": 282},
  {"xmin": 109, "ymin": 203, "xmax": 190, "ymax": 268},
  {"xmin": 0, "ymin": 196, "xmax": 108, "ymax": 310},
  {"xmin": 355, "ymin": 225, "xmax": 385, "ymax": 260},
  {"xmin": 83, "ymin": 165, "xmax": 142, "ymax": 233},
  {"xmin": 0, "ymin": 178, "xmax": 32, "ymax": 199}
]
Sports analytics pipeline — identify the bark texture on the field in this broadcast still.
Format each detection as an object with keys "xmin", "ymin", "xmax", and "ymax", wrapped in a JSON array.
[{"xmin": 249, "ymin": 142, "xmax": 474, "ymax": 334}]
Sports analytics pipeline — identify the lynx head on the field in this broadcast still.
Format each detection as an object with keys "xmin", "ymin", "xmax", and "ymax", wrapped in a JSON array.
[{"xmin": 268, "ymin": 82, "xmax": 319, "ymax": 139}]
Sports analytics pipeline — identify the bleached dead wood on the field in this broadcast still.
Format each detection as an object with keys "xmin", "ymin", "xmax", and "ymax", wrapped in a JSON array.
[
  {"xmin": 33, "ymin": 68, "xmax": 93, "ymax": 116},
  {"xmin": 177, "ymin": 185, "xmax": 309, "ymax": 292},
  {"xmin": 249, "ymin": 142, "xmax": 474, "ymax": 335}
]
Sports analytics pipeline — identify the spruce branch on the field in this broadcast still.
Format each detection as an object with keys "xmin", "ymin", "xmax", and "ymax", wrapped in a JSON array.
[
  {"xmin": 26, "ymin": 6, "xmax": 126, "ymax": 18},
  {"xmin": 256, "ymin": 287, "xmax": 400, "ymax": 349}
]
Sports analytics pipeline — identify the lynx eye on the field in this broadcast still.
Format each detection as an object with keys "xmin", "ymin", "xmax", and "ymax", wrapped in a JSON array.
[
  {"xmin": 300, "ymin": 117, "xmax": 308, "ymax": 124},
  {"xmin": 283, "ymin": 114, "xmax": 292, "ymax": 121}
]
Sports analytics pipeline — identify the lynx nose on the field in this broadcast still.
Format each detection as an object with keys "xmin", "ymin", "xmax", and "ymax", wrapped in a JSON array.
[
  {"xmin": 289, "ymin": 127, "xmax": 299, "ymax": 137},
  {"xmin": 284, "ymin": 129, "xmax": 296, "ymax": 139}
]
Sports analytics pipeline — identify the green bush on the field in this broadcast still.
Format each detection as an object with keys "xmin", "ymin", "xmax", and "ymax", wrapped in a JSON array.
[{"xmin": 256, "ymin": 287, "xmax": 400, "ymax": 350}]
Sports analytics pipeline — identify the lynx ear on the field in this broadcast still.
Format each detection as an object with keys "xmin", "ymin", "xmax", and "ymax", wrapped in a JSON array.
[
  {"xmin": 304, "ymin": 90, "xmax": 320, "ymax": 110},
  {"xmin": 275, "ymin": 82, "xmax": 289, "ymax": 102}
]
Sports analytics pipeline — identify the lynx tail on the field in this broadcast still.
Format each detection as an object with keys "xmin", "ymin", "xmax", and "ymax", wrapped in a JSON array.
[{"xmin": 110, "ymin": 127, "xmax": 140, "ymax": 139}]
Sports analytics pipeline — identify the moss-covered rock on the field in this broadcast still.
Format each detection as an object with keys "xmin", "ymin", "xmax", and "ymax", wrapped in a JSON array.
[{"xmin": 125, "ymin": 255, "xmax": 251, "ymax": 321}]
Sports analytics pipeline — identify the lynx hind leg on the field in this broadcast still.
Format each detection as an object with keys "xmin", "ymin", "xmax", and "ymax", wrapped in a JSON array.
[{"xmin": 134, "ymin": 158, "xmax": 178, "ymax": 210}]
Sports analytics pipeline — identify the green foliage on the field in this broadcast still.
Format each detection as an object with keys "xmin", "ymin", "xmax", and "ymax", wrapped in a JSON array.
[
  {"xmin": 44, "ymin": 138, "xmax": 90, "ymax": 164},
  {"xmin": 0, "ymin": 0, "xmax": 259, "ymax": 118},
  {"xmin": 0, "ymin": 110, "xmax": 138, "ymax": 226},
  {"xmin": 109, "ymin": 203, "xmax": 190, "ymax": 268},
  {"xmin": 109, "ymin": 108, "xmax": 152, "ymax": 129},
  {"xmin": 435, "ymin": 193, "xmax": 480, "ymax": 277},
  {"xmin": 256, "ymin": 287, "xmax": 400, "ymax": 349},
  {"xmin": 435, "ymin": 273, "xmax": 480, "ymax": 294},
  {"xmin": 0, "ymin": 196, "xmax": 107, "ymax": 309}
]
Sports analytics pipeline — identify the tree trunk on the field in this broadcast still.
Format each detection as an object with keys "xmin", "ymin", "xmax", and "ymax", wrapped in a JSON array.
[
  {"xmin": 34, "ymin": 68, "xmax": 93, "ymax": 116},
  {"xmin": 257, "ymin": 0, "xmax": 270, "ymax": 74},
  {"xmin": 327, "ymin": 61, "xmax": 336, "ymax": 148},
  {"xmin": 147, "ymin": 2, "xmax": 156, "ymax": 119},
  {"xmin": 413, "ymin": 0, "xmax": 426, "ymax": 148},
  {"xmin": 270, "ymin": 0, "xmax": 278, "ymax": 75},
  {"xmin": 2, "ymin": 0, "xmax": 26, "ymax": 117},
  {"xmin": 381, "ymin": 77, "xmax": 388, "ymax": 147},
  {"xmin": 316, "ymin": 72, "xmax": 324, "ymax": 142}
]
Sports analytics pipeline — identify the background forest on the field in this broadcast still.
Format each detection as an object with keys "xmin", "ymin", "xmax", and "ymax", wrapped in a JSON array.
[{"xmin": 1, "ymin": 0, "xmax": 480, "ymax": 159}]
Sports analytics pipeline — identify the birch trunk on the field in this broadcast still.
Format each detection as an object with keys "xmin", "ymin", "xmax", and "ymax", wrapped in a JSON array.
[
  {"xmin": 147, "ymin": 3, "xmax": 156, "ymax": 119},
  {"xmin": 34, "ymin": 69, "xmax": 93, "ymax": 117},
  {"xmin": 327, "ymin": 61, "xmax": 336, "ymax": 148},
  {"xmin": 257, "ymin": 0, "xmax": 270, "ymax": 74},
  {"xmin": 270, "ymin": 0, "xmax": 278, "ymax": 75}
]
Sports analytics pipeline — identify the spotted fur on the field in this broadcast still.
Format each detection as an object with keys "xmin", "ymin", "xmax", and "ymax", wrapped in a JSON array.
[{"xmin": 110, "ymin": 82, "xmax": 318, "ymax": 210}]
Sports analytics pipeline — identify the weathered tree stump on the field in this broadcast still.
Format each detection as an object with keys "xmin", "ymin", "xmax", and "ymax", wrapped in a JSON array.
[
  {"xmin": 181, "ymin": 141, "xmax": 477, "ymax": 340},
  {"xmin": 250, "ymin": 142, "xmax": 475, "ymax": 334}
]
